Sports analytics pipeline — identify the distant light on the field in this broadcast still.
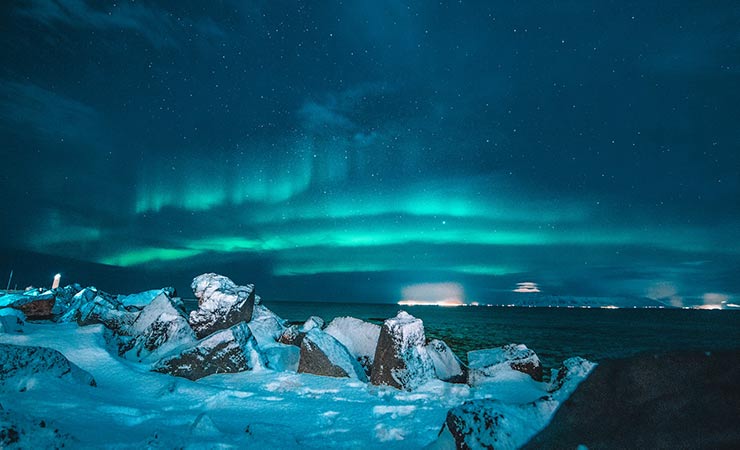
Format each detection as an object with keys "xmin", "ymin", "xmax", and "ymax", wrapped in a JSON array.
[
  {"xmin": 399, "ymin": 282, "xmax": 465, "ymax": 306},
  {"xmin": 513, "ymin": 281, "xmax": 540, "ymax": 293},
  {"xmin": 52, "ymin": 273, "xmax": 61, "ymax": 289}
]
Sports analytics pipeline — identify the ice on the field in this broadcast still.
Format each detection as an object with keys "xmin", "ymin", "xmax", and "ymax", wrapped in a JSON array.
[{"xmin": 325, "ymin": 316, "xmax": 380, "ymax": 367}]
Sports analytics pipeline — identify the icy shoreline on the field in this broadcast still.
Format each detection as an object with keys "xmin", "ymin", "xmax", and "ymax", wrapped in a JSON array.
[{"xmin": 1, "ymin": 274, "xmax": 593, "ymax": 448}]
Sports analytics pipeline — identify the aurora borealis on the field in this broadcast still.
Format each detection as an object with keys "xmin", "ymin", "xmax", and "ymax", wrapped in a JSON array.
[{"xmin": 1, "ymin": 1, "xmax": 739, "ymax": 305}]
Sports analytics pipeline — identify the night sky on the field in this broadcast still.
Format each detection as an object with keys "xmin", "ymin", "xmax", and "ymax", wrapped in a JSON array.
[{"xmin": 1, "ymin": 1, "xmax": 738, "ymax": 305}]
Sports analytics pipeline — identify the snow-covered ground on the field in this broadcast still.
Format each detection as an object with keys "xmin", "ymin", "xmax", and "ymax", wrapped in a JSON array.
[{"xmin": 0, "ymin": 321, "xmax": 583, "ymax": 448}]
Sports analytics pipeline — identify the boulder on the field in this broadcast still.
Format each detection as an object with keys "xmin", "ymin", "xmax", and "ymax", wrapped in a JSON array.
[
  {"xmin": 325, "ymin": 316, "xmax": 380, "ymax": 375},
  {"xmin": 432, "ymin": 398, "xmax": 558, "ymax": 450},
  {"xmin": 278, "ymin": 325, "xmax": 304, "ymax": 347},
  {"xmin": 50, "ymin": 284, "xmax": 82, "ymax": 315},
  {"xmin": 298, "ymin": 329, "xmax": 367, "ymax": 380},
  {"xmin": 262, "ymin": 344, "xmax": 301, "ymax": 372},
  {"xmin": 468, "ymin": 344, "xmax": 543, "ymax": 385},
  {"xmin": 426, "ymin": 339, "xmax": 466, "ymax": 383},
  {"xmin": 0, "ymin": 291, "xmax": 56, "ymax": 320},
  {"xmin": 153, "ymin": 323, "xmax": 264, "ymax": 380},
  {"xmin": 248, "ymin": 305, "xmax": 287, "ymax": 348},
  {"xmin": 523, "ymin": 351, "xmax": 740, "ymax": 449},
  {"xmin": 57, "ymin": 287, "xmax": 116, "ymax": 323},
  {"xmin": 118, "ymin": 292, "xmax": 196, "ymax": 362},
  {"xmin": 300, "ymin": 316, "xmax": 324, "ymax": 332},
  {"xmin": 117, "ymin": 287, "xmax": 177, "ymax": 311},
  {"xmin": 0, "ymin": 344, "xmax": 96, "ymax": 390},
  {"xmin": 188, "ymin": 273, "xmax": 256, "ymax": 339},
  {"xmin": 0, "ymin": 309, "xmax": 24, "ymax": 334},
  {"xmin": 430, "ymin": 356, "xmax": 595, "ymax": 450},
  {"xmin": 370, "ymin": 311, "xmax": 435, "ymax": 390}
]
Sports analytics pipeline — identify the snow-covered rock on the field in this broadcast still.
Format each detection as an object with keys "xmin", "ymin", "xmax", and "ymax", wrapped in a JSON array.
[
  {"xmin": 547, "ymin": 356, "xmax": 597, "ymax": 398},
  {"xmin": 0, "ymin": 309, "xmax": 24, "ymax": 334},
  {"xmin": 371, "ymin": 311, "xmax": 435, "ymax": 390},
  {"xmin": 0, "ymin": 343, "xmax": 96, "ymax": 391},
  {"xmin": 262, "ymin": 344, "xmax": 301, "ymax": 372},
  {"xmin": 154, "ymin": 323, "xmax": 264, "ymax": 380},
  {"xmin": 248, "ymin": 305, "xmax": 287, "ymax": 348},
  {"xmin": 468, "ymin": 344, "xmax": 543, "ymax": 385},
  {"xmin": 188, "ymin": 273, "xmax": 256, "ymax": 339},
  {"xmin": 57, "ymin": 287, "xmax": 116, "ymax": 323},
  {"xmin": 118, "ymin": 292, "xmax": 196, "ymax": 363},
  {"xmin": 298, "ymin": 329, "xmax": 367, "ymax": 380},
  {"xmin": 426, "ymin": 339, "xmax": 466, "ymax": 383},
  {"xmin": 117, "ymin": 287, "xmax": 176, "ymax": 310},
  {"xmin": 431, "ymin": 397, "xmax": 560, "ymax": 450},
  {"xmin": 0, "ymin": 291, "xmax": 55, "ymax": 320},
  {"xmin": 50, "ymin": 284, "xmax": 82, "ymax": 315},
  {"xmin": 325, "ymin": 316, "xmax": 380, "ymax": 375},
  {"xmin": 278, "ymin": 325, "xmax": 304, "ymax": 347},
  {"xmin": 430, "ymin": 355, "xmax": 595, "ymax": 450},
  {"xmin": 300, "ymin": 316, "xmax": 325, "ymax": 332}
]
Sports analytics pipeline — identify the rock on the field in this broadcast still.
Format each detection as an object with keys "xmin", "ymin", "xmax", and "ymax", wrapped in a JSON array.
[
  {"xmin": 278, "ymin": 325, "xmax": 304, "ymax": 347},
  {"xmin": 0, "ymin": 309, "xmax": 24, "ymax": 334},
  {"xmin": 426, "ymin": 339, "xmax": 466, "ymax": 383},
  {"xmin": 547, "ymin": 356, "xmax": 597, "ymax": 398},
  {"xmin": 0, "ymin": 291, "xmax": 56, "ymax": 320},
  {"xmin": 432, "ymin": 398, "xmax": 558, "ymax": 450},
  {"xmin": 188, "ymin": 273, "xmax": 256, "ymax": 339},
  {"xmin": 50, "ymin": 284, "xmax": 82, "ymax": 315},
  {"xmin": 262, "ymin": 344, "xmax": 301, "ymax": 372},
  {"xmin": 430, "ymin": 356, "xmax": 595, "ymax": 450},
  {"xmin": 468, "ymin": 344, "xmax": 543, "ymax": 385},
  {"xmin": 153, "ymin": 323, "xmax": 264, "ymax": 380},
  {"xmin": 370, "ymin": 311, "xmax": 435, "ymax": 390},
  {"xmin": 248, "ymin": 305, "xmax": 287, "ymax": 348},
  {"xmin": 0, "ymin": 343, "xmax": 96, "ymax": 390},
  {"xmin": 118, "ymin": 292, "xmax": 196, "ymax": 362},
  {"xmin": 523, "ymin": 350, "xmax": 740, "ymax": 449},
  {"xmin": 57, "ymin": 287, "xmax": 116, "ymax": 323},
  {"xmin": 300, "ymin": 316, "xmax": 324, "ymax": 332},
  {"xmin": 298, "ymin": 329, "xmax": 367, "ymax": 380},
  {"xmin": 117, "ymin": 287, "xmax": 177, "ymax": 311},
  {"xmin": 325, "ymin": 316, "xmax": 380, "ymax": 376}
]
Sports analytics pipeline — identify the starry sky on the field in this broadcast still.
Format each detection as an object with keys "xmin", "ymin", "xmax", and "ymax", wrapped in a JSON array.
[{"xmin": 1, "ymin": 1, "xmax": 738, "ymax": 305}]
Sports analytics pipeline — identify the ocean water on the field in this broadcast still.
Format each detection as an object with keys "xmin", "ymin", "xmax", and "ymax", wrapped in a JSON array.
[{"xmin": 262, "ymin": 302, "xmax": 740, "ymax": 370}]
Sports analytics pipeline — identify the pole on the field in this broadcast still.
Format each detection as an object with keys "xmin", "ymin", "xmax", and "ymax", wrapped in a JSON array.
[{"xmin": 6, "ymin": 269, "xmax": 12, "ymax": 291}]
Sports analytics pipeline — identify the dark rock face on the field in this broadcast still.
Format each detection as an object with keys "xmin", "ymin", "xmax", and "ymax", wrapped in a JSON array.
[
  {"xmin": 370, "ymin": 311, "xmax": 434, "ymax": 390},
  {"xmin": 0, "ymin": 344, "xmax": 96, "ymax": 389},
  {"xmin": 154, "ymin": 323, "xmax": 261, "ymax": 380},
  {"xmin": 9, "ymin": 293, "xmax": 56, "ymax": 320},
  {"xmin": 298, "ymin": 329, "xmax": 366, "ymax": 380},
  {"xmin": 188, "ymin": 273, "xmax": 256, "ymax": 339},
  {"xmin": 524, "ymin": 350, "xmax": 740, "ymax": 449}
]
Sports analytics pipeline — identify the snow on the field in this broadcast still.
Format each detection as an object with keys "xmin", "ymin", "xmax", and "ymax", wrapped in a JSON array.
[
  {"xmin": 325, "ymin": 316, "xmax": 380, "ymax": 366},
  {"xmin": 0, "ymin": 287, "xmax": 595, "ymax": 449}
]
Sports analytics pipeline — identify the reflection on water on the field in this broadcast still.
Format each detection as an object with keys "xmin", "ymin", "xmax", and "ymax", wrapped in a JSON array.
[{"xmin": 185, "ymin": 300, "xmax": 740, "ymax": 369}]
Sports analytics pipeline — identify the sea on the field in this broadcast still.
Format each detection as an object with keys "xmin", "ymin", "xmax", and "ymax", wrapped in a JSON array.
[{"xmin": 185, "ymin": 300, "xmax": 740, "ymax": 371}]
